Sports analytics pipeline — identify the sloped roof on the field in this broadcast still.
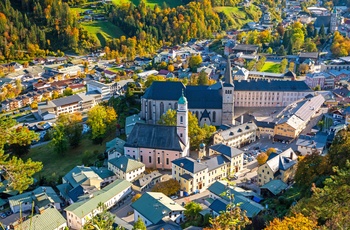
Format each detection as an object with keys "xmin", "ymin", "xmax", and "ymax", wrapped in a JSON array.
[
  {"xmin": 266, "ymin": 148, "xmax": 298, "ymax": 173},
  {"xmin": 216, "ymin": 123, "xmax": 258, "ymax": 141},
  {"xmin": 143, "ymin": 81, "xmax": 185, "ymax": 100},
  {"xmin": 172, "ymin": 157, "xmax": 207, "ymax": 174},
  {"xmin": 125, "ymin": 123, "xmax": 185, "ymax": 151},
  {"xmin": 296, "ymin": 132, "xmax": 328, "ymax": 150},
  {"xmin": 18, "ymin": 208, "xmax": 66, "ymax": 230},
  {"xmin": 207, "ymin": 181, "xmax": 264, "ymax": 218},
  {"xmin": 51, "ymin": 94, "xmax": 82, "ymax": 107},
  {"xmin": 186, "ymin": 86, "xmax": 222, "ymax": 109},
  {"xmin": 294, "ymin": 95, "xmax": 325, "ymax": 121},
  {"xmin": 9, "ymin": 187, "xmax": 61, "ymax": 208},
  {"xmin": 106, "ymin": 137, "xmax": 126, "ymax": 154},
  {"xmin": 314, "ymin": 16, "xmax": 331, "ymax": 28},
  {"xmin": 203, "ymin": 155, "xmax": 231, "ymax": 171},
  {"xmin": 131, "ymin": 192, "xmax": 185, "ymax": 225},
  {"xmin": 65, "ymin": 179, "xmax": 132, "ymax": 218},
  {"xmin": 108, "ymin": 156, "xmax": 145, "ymax": 173},
  {"xmin": 209, "ymin": 144, "xmax": 244, "ymax": 158},
  {"xmin": 261, "ymin": 180, "xmax": 288, "ymax": 195}
]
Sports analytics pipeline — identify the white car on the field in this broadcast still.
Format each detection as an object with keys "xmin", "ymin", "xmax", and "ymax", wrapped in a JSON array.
[{"xmin": 170, "ymin": 195, "xmax": 178, "ymax": 200}]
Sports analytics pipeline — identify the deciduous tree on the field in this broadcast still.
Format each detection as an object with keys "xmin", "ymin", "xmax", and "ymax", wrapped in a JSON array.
[
  {"xmin": 151, "ymin": 179, "xmax": 180, "ymax": 196},
  {"xmin": 257, "ymin": 152, "xmax": 268, "ymax": 165},
  {"xmin": 133, "ymin": 217, "xmax": 146, "ymax": 230},
  {"xmin": 184, "ymin": 202, "xmax": 202, "ymax": 221},
  {"xmin": 265, "ymin": 213, "xmax": 318, "ymax": 230}
]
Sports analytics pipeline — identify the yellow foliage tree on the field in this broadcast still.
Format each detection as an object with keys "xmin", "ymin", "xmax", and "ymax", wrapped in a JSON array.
[
  {"xmin": 265, "ymin": 213, "xmax": 318, "ymax": 230},
  {"xmin": 266, "ymin": 148, "xmax": 276, "ymax": 156},
  {"xmin": 257, "ymin": 152, "xmax": 268, "ymax": 165}
]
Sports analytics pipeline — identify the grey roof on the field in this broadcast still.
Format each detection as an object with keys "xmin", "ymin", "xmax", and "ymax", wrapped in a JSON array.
[
  {"xmin": 265, "ymin": 148, "xmax": 298, "ymax": 173},
  {"xmin": 261, "ymin": 180, "xmax": 288, "ymax": 195},
  {"xmin": 224, "ymin": 58, "xmax": 234, "ymax": 86},
  {"xmin": 143, "ymin": 81, "xmax": 185, "ymax": 100},
  {"xmin": 232, "ymin": 44, "xmax": 259, "ymax": 52},
  {"xmin": 203, "ymin": 155, "xmax": 230, "ymax": 171},
  {"xmin": 51, "ymin": 94, "xmax": 82, "ymax": 107},
  {"xmin": 125, "ymin": 123, "xmax": 185, "ymax": 151},
  {"xmin": 234, "ymin": 79, "xmax": 312, "ymax": 92},
  {"xmin": 209, "ymin": 144, "xmax": 244, "ymax": 158},
  {"xmin": 108, "ymin": 156, "xmax": 145, "ymax": 173},
  {"xmin": 63, "ymin": 166, "xmax": 107, "ymax": 188},
  {"xmin": 253, "ymin": 120, "xmax": 275, "ymax": 129},
  {"xmin": 299, "ymin": 52, "xmax": 319, "ymax": 59},
  {"xmin": 314, "ymin": 16, "xmax": 331, "ymax": 28},
  {"xmin": 133, "ymin": 171, "xmax": 163, "ymax": 188},
  {"xmin": 186, "ymin": 86, "xmax": 222, "ymax": 109},
  {"xmin": 216, "ymin": 123, "xmax": 258, "ymax": 141},
  {"xmin": 294, "ymin": 95, "xmax": 325, "ymax": 121},
  {"xmin": 172, "ymin": 157, "xmax": 208, "ymax": 173},
  {"xmin": 131, "ymin": 192, "xmax": 185, "ymax": 225},
  {"xmin": 180, "ymin": 174, "xmax": 194, "ymax": 180},
  {"xmin": 296, "ymin": 132, "xmax": 328, "ymax": 150}
]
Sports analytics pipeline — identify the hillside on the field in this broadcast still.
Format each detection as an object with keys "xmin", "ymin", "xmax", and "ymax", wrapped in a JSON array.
[
  {"xmin": 111, "ymin": 0, "xmax": 185, "ymax": 8},
  {"xmin": 214, "ymin": 5, "xmax": 262, "ymax": 29}
]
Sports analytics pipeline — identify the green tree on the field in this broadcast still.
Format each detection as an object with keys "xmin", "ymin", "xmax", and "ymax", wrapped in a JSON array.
[
  {"xmin": 313, "ymin": 85, "xmax": 321, "ymax": 91},
  {"xmin": 246, "ymin": 60, "xmax": 256, "ymax": 70},
  {"xmin": 266, "ymin": 47, "xmax": 273, "ymax": 54},
  {"xmin": 304, "ymin": 38, "xmax": 317, "ymax": 52},
  {"xmin": 198, "ymin": 70, "xmax": 209, "ymax": 85},
  {"xmin": 280, "ymin": 58, "xmax": 288, "ymax": 73},
  {"xmin": 63, "ymin": 87, "xmax": 73, "ymax": 96},
  {"xmin": 184, "ymin": 202, "xmax": 202, "ymax": 221},
  {"xmin": 56, "ymin": 112, "xmax": 83, "ymax": 147},
  {"xmin": 133, "ymin": 217, "xmax": 146, "ymax": 230},
  {"xmin": 9, "ymin": 126, "xmax": 39, "ymax": 156},
  {"xmin": 0, "ymin": 117, "xmax": 42, "ymax": 193},
  {"xmin": 51, "ymin": 124, "xmax": 68, "ymax": 155},
  {"xmin": 276, "ymin": 45, "xmax": 286, "ymax": 56},
  {"xmin": 87, "ymin": 105, "xmax": 117, "ymax": 143},
  {"xmin": 83, "ymin": 203, "xmax": 115, "ymax": 230},
  {"xmin": 158, "ymin": 110, "xmax": 216, "ymax": 150},
  {"xmin": 288, "ymin": 62, "xmax": 295, "ymax": 72},
  {"xmin": 189, "ymin": 55, "xmax": 203, "ymax": 72},
  {"xmin": 319, "ymin": 24, "xmax": 326, "ymax": 37}
]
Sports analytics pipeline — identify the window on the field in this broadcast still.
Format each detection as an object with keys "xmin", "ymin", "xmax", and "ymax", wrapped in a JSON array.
[
  {"xmin": 149, "ymin": 156, "xmax": 152, "ymax": 163},
  {"xmin": 140, "ymin": 155, "xmax": 143, "ymax": 162},
  {"xmin": 213, "ymin": 111, "xmax": 216, "ymax": 122},
  {"xmin": 160, "ymin": 102, "xmax": 164, "ymax": 115},
  {"xmin": 166, "ymin": 158, "xmax": 169, "ymax": 165},
  {"xmin": 180, "ymin": 116, "xmax": 183, "ymax": 123},
  {"xmin": 158, "ymin": 157, "xmax": 160, "ymax": 164}
]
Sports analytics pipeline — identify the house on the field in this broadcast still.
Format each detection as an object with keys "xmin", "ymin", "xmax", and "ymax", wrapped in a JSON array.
[
  {"xmin": 231, "ymin": 44, "xmax": 259, "ymax": 55},
  {"xmin": 137, "ymin": 70, "xmax": 159, "ymax": 79},
  {"xmin": 257, "ymin": 148, "xmax": 298, "ymax": 186},
  {"xmin": 8, "ymin": 187, "xmax": 62, "ymax": 213},
  {"xmin": 37, "ymin": 93, "xmax": 97, "ymax": 120},
  {"xmin": 313, "ymin": 16, "xmax": 331, "ymax": 32},
  {"xmin": 103, "ymin": 70, "xmax": 117, "ymax": 79},
  {"xmin": 260, "ymin": 179, "xmax": 288, "ymax": 196},
  {"xmin": 125, "ymin": 114, "xmax": 145, "ymax": 138},
  {"xmin": 207, "ymin": 181, "xmax": 264, "ymax": 218},
  {"xmin": 233, "ymin": 66, "xmax": 249, "ymax": 80},
  {"xmin": 213, "ymin": 123, "xmax": 258, "ymax": 148},
  {"xmin": 132, "ymin": 171, "xmax": 164, "ymax": 192},
  {"xmin": 106, "ymin": 137, "xmax": 126, "ymax": 160},
  {"xmin": 134, "ymin": 57, "xmax": 152, "ymax": 66},
  {"xmin": 305, "ymin": 72, "xmax": 334, "ymax": 89},
  {"xmin": 131, "ymin": 192, "xmax": 185, "ymax": 227},
  {"xmin": 273, "ymin": 94, "xmax": 325, "ymax": 142},
  {"xmin": 125, "ymin": 94, "xmax": 190, "ymax": 170},
  {"xmin": 296, "ymin": 132, "xmax": 328, "ymax": 155},
  {"xmin": 208, "ymin": 144, "xmax": 244, "ymax": 174},
  {"xmin": 86, "ymin": 80, "xmax": 112, "ymax": 99},
  {"xmin": 298, "ymin": 52, "xmax": 319, "ymax": 63},
  {"xmin": 15, "ymin": 207, "xmax": 67, "ymax": 230},
  {"xmin": 57, "ymin": 166, "xmax": 116, "ymax": 204},
  {"xmin": 65, "ymin": 179, "xmax": 132, "ymax": 230},
  {"xmin": 108, "ymin": 156, "xmax": 145, "ymax": 182},
  {"xmin": 254, "ymin": 120, "xmax": 275, "ymax": 137}
]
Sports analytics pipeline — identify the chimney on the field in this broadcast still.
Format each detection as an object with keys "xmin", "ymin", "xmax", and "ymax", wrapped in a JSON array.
[
  {"xmin": 290, "ymin": 151, "xmax": 293, "ymax": 159},
  {"xmin": 241, "ymin": 115, "xmax": 244, "ymax": 124},
  {"xmin": 121, "ymin": 164, "xmax": 123, "ymax": 169}
]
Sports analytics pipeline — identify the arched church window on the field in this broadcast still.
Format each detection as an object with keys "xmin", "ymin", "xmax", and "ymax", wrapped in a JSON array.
[
  {"xmin": 180, "ymin": 116, "xmax": 183, "ymax": 123},
  {"xmin": 213, "ymin": 111, "xmax": 216, "ymax": 122}
]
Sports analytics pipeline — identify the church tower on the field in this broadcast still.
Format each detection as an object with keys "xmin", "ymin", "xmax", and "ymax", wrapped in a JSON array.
[
  {"xmin": 222, "ymin": 57, "xmax": 235, "ymax": 125},
  {"xmin": 177, "ymin": 90, "xmax": 189, "ymax": 154},
  {"xmin": 330, "ymin": 8, "xmax": 338, "ymax": 33}
]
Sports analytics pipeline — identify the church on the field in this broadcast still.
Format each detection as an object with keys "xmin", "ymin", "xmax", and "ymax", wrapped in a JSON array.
[
  {"xmin": 124, "ymin": 93, "xmax": 190, "ymax": 170},
  {"xmin": 140, "ymin": 59, "xmax": 313, "ymax": 126}
]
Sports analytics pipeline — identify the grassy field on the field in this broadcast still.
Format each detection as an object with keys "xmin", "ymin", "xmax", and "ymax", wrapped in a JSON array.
[
  {"xmin": 81, "ymin": 21, "xmax": 125, "ymax": 46},
  {"xmin": 214, "ymin": 6, "xmax": 251, "ymax": 29},
  {"xmin": 112, "ymin": 0, "xmax": 183, "ymax": 8},
  {"xmin": 23, "ymin": 135, "xmax": 115, "ymax": 181},
  {"xmin": 261, "ymin": 62, "xmax": 281, "ymax": 73}
]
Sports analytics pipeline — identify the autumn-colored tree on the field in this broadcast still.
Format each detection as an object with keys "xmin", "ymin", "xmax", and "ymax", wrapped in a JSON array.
[
  {"xmin": 30, "ymin": 101, "xmax": 38, "ymax": 109},
  {"xmin": 266, "ymin": 148, "xmax": 276, "ymax": 156},
  {"xmin": 132, "ymin": 217, "xmax": 146, "ymax": 230},
  {"xmin": 288, "ymin": 62, "xmax": 295, "ymax": 72},
  {"xmin": 257, "ymin": 152, "xmax": 268, "ymax": 165},
  {"xmin": 132, "ymin": 193, "xmax": 142, "ymax": 202},
  {"xmin": 265, "ymin": 213, "xmax": 318, "ymax": 230},
  {"xmin": 151, "ymin": 179, "xmax": 180, "ymax": 196},
  {"xmin": 56, "ymin": 112, "xmax": 83, "ymax": 147},
  {"xmin": 198, "ymin": 70, "xmax": 209, "ymax": 85},
  {"xmin": 167, "ymin": 64, "xmax": 174, "ymax": 72},
  {"xmin": 189, "ymin": 55, "xmax": 203, "ymax": 72},
  {"xmin": 299, "ymin": 63, "xmax": 309, "ymax": 74}
]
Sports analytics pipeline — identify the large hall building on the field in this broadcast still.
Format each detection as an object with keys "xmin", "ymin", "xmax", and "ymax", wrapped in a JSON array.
[{"xmin": 140, "ymin": 60, "xmax": 313, "ymax": 126}]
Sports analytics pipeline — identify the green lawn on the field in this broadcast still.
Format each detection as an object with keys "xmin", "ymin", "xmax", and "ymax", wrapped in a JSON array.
[
  {"xmin": 108, "ymin": 67, "xmax": 123, "ymax": 72},
  {"xmin": 112, "ymin": 0, "xmax": 183, "ymax": 8},
  {"xmin": 214, "ymin": 6, "xmax": 252, "ymax": 29},
  {"xmin": 261, "ymin": 62, "xmax": 281, "ymax": 73},
  {"xmin": 81, "ymin": 21, "xmax": 125, "ymax": 46},
  {"xmin": 23, "ymin": 135, "xmax": 115, "ymax": 181}
]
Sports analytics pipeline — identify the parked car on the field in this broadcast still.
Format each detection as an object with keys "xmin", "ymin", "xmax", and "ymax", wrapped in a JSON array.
[
  {"xmin": 0, "ymin": 213, "xmax": 6, "ymax": 219},
  {"xmin": 170, "ymin": 195, "xmax": 178, "ymax": 200}
]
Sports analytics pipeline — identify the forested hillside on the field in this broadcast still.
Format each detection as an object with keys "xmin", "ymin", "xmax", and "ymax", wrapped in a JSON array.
[{"xmin": 0, "ymin": 0, "xmax": 240, "ymax": 62}]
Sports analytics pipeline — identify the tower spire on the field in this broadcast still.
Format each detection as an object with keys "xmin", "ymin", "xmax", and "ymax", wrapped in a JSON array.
[{"xmin": 225, "ymin": 57, "xmax": 233, "ymax": 85}]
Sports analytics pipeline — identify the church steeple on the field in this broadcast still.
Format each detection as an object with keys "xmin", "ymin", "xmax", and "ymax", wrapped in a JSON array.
[
  {"xmin": 224, "ymin": 57, "xmax": 234, "ymax": 86},
  {"xmin": 177, "ymin": 90, "xmax": 189, "ymax": 154}
]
